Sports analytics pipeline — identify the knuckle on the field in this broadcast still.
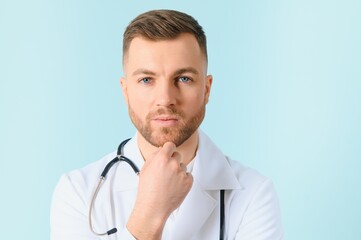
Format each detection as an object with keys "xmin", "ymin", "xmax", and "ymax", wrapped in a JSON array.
[
  {"xmin": 169, "ymin": 161, "xmax": 180, "ymax": 172},
  {"xmin": 163, "ymin": 142, "xmax": 176, "ymax": 151}
]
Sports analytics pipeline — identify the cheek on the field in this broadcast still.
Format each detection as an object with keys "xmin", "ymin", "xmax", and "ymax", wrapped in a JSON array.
[
  {"xmin": 128, "ymin": 94, "xmax": 149, "ymax": 116},
  {"xmin": 183, "ymin": 94, "xmax": 205, "ymax": 112},
  {"xmin": 195, "ymin": 89, "xmax": 207, "ymax": 103},
  {"xmin": 128, "ymin": 84, "xmax": 147, "ymax": 101},
  {"xmin": 129, "ymin": 83, "xmax": 154, "ymax": 100}
]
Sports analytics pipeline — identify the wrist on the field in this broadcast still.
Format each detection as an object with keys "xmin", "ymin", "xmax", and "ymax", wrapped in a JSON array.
[{"xmin": 126, "ymin": 207, "xmax": 168, "ymax": 240}]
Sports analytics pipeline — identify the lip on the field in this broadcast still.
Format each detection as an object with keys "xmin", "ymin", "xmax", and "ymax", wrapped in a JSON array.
[
  {"xmin": 153, "ymin": 115, "xmax": 179, "ymax": 121},
  {"xmin": 152, "ymin": 115, "xmax": 179, "ymax": 127}
]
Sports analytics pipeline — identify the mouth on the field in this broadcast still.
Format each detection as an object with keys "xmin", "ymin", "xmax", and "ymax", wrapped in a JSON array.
[
  {"xmin": 152, "ymin": 115, "xmax": 179, "ymax": 127},
  {"xmin": 154, "ymin": 115, "xmax": 179, "ymax": 120}
]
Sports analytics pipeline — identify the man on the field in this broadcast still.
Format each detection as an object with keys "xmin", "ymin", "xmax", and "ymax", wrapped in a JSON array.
[{"xmin": 51, "ymin": 9, "xmax": 283, "ymax": 240}]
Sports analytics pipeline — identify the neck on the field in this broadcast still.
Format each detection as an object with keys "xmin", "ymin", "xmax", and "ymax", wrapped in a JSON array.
[{"xmin": 137, "ymin": 130, "xmax": 199, "ymax": 165}]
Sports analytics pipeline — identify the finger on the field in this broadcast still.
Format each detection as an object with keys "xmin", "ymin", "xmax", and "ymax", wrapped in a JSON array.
[
  {"xmin": 146, "ymin": 148, "xmax": 160, "ymax": 163},
  {"xmin": 161, "ymin": 142, "xmax": 176, "ymax": 157},
  {"xmin": 171, "ymin": 151, "xmax": 181, "ymax": 162},
  {"xmin": 185, "ymin": 172, "xmax": 194, "ymax": 188},
  {"xmin": 179, "ymin": 162, "xmax": 187, "ymax": 172}
]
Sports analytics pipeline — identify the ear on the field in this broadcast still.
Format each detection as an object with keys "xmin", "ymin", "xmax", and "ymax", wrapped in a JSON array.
[
  {"xmin": 120, "ymin": 77, "xmax": 129, "ymax": 106},
  {"xmin": 204, "ymin": 75, "xmax": 213, "ymax": 104}
]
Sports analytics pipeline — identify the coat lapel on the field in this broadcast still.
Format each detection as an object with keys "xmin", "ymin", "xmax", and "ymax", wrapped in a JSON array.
[
  {"xmin": 171, "ymin": 130, "xmax": 243, "ymax": 239},
  {"xmin": 194, "ymin": 130, "xmax": 243, "ymax": 191},
  {"xmin": 170, "ymin": 179, "xmax": 217, "ymax": 239},
  {"xmin": 112, "ymin": 130, "xmax": 243, "ymax": 239}
]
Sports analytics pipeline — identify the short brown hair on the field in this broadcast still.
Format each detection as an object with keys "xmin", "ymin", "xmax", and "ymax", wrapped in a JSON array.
[{"xmin": 123, "ymin": 9, "xmax": 207, "ymax": 61}]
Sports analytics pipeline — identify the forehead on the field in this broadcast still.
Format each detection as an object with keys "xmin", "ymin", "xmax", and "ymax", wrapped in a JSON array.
[{"xmin": 123, "ymin": 33, "xmax": 207, "ymax": 73}]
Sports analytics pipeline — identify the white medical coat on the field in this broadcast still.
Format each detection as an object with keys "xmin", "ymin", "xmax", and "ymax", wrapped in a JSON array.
[{"xmin": 51, "ymin": 130, "xmax": 284, "ymax": 239}]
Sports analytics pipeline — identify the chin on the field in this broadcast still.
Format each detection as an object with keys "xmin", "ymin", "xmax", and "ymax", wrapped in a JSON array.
[{"xmin": 152, "ymin": 131, "xmax": 194, "ymax": 147}]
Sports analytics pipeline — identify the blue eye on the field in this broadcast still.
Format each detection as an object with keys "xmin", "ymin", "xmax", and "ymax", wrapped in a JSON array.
[
  {"xmin": 178, "ymin": 76, "xmax": 191, "ymax": 83},
  {"xmin": 140, "ymin": 78, "xmax": 151, "ymax": 84}
]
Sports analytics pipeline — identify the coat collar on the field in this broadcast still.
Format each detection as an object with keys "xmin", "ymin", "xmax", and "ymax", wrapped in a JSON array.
[
  {"xmin": 171, "ymin": 130, "xmax": 243, "ymax": 239},
  {"xmin": 114, "ymin": 130, "xmax": 244, "ymax": 238},
  {"xmin": 114, "ymin": 130, "xmax": 243, "ymax": 192},
  {"xmin": 193, "ymin": 129, "xmax": 243, "ymax": 190}
]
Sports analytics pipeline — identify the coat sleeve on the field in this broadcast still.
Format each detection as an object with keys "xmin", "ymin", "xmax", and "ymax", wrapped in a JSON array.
[
  {"xmin": 50, "ymin": 174, "xmax": 98, "ymax": 240},
  {"xmin": 234, "ymin": 179, "xmax": 284, "ymax": 240}
]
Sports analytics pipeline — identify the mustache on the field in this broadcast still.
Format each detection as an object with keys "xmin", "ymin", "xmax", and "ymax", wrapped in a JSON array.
[{"xmin": 146, "ymin": 107, "xmax": 184, "ymax": 119}]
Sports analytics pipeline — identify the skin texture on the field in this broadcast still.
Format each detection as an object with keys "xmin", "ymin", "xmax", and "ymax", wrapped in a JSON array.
[{"xmin": 120, "ymin": 33, "xmax": 212, "ymax": 239}]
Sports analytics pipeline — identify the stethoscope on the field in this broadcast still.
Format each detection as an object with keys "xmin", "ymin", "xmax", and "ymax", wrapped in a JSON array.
[{"xmin": 89, "ymin": 138, "xmax": 225, "ymax": 240}]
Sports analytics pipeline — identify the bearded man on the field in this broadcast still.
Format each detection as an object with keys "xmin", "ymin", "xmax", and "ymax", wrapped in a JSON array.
[{"xmin": 51, "ymin": 9, "xmax": 284, "ymax": 240}]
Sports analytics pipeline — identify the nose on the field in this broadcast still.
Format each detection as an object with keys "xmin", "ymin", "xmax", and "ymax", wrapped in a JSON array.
[{"xmin": 155, "ymin": 80, "xmax": 177, "ymax": 107}]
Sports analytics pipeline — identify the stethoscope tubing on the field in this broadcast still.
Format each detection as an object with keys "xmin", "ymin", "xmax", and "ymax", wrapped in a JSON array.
[
  {"xmin": 89, "ymin": 139, "xmax": 139, "ymax": 236},
  {"xmin": 88, "ymin": 138, "xmax": 225, "ymax": 239}
]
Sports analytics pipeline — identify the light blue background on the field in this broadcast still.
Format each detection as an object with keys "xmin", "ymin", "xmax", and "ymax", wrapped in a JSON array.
[{"xmin": 1, "ymin": 0, "xmax": 360, "ymax": 239}]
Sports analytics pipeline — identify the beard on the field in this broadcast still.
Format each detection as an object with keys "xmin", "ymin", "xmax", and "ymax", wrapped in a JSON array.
[{"xmin": 128, "ymin": 104, "xmax": 206, "ymax": 147}]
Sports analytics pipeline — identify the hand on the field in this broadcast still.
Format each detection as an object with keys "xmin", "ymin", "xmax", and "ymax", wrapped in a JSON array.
[{"xmin": 127, "ymin": 142, "xmax": 193, "ymax": 239}]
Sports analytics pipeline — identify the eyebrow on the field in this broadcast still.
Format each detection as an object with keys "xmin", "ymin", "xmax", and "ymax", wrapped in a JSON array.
[
  {"xmin": 132, "ymin": 68, "xmax": 156, "ymax": 76},
  {"xmin": 132, "ymin": 67, "xmax": 199, "ymax": 77},
  {"xmin": 174, "ymin": 67, "xmax": 199, "ymax": 76}
]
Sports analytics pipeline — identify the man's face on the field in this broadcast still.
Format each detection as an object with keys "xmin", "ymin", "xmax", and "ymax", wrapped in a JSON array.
[{"xmin": 121, "ymin": 33, "xmax": 212, "ymax": 147}]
